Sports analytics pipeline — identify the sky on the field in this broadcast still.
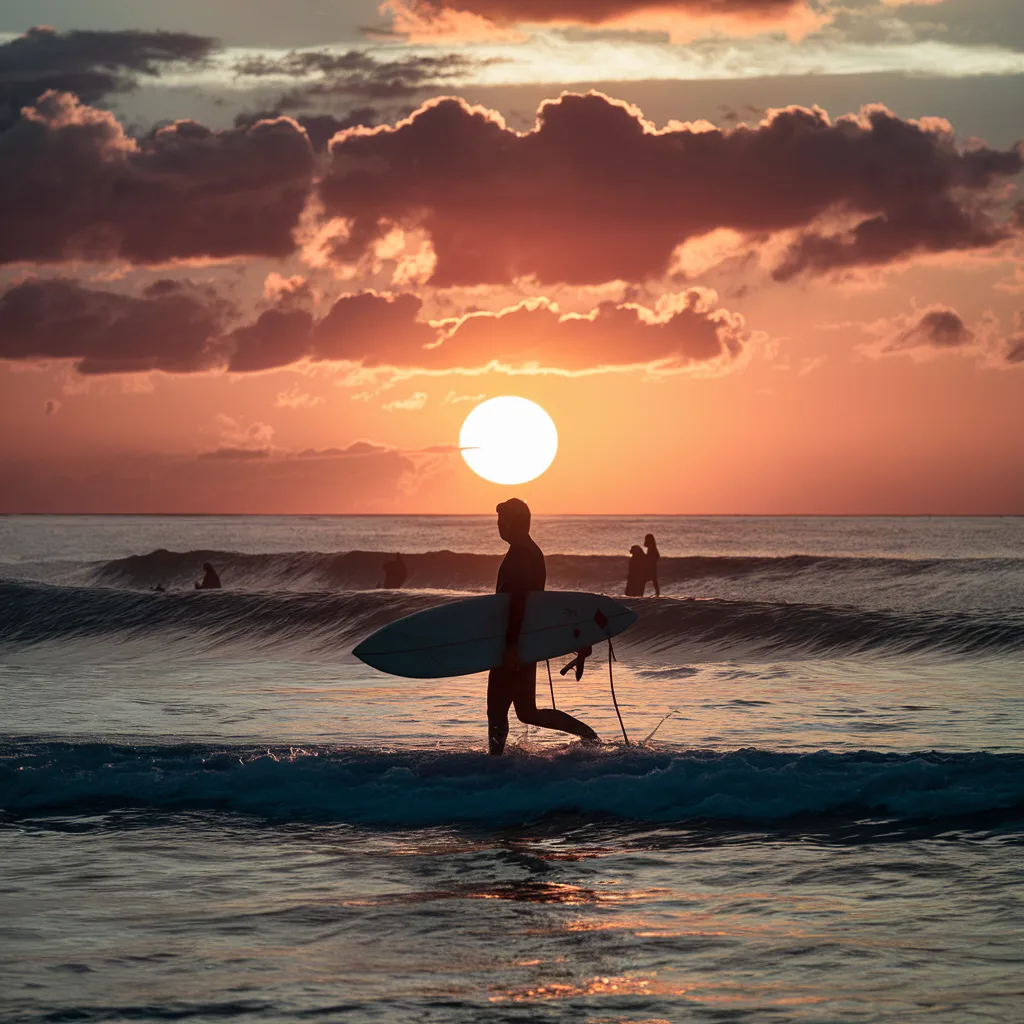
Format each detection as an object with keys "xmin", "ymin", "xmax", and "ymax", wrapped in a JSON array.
[{"xmin": 0, "ymin": 0, "xmax": 1022, "ymax": 514}]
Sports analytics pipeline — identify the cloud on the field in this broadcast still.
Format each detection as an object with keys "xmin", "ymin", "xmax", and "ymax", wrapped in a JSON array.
[
  {"xmin": 235, "ymin": 108, "xmax": 380, "ymax": 151},
  {"xmin": 198, "ymin": 446, "xmax": 271, "ymax": 460},
  {"xmin": 886, "ymin": 308, "xmax": 975, "ymax": 353},
  {"xmin": 0, "ymin": 25, "xmax": 218, "ymax": 129},
  {"xmin": 235, "ymin": 48, "xmax": 481, "ymax": 101},
  {"xmin": 295, "ymin": 441, "xmax": 393, "ymax": 458},
  {"xmin": 0, "ymin": 92, "xmax": 315, "ymax": 265},
  {"xmin": 858, "ymin": 304, "xmax": 1024, "ymax": 368},
  {"xmin": 443, "ymin": 390, "xmax": 485, "ymax": 404},
  {"xmin": 227, "ymin": 309, "xmax": 316, "ymax": 373},
  {"xmin": 382, "ymin": 391, "xmax": 428, "ymax": 410},
  {"xmin": 384, "ymin": 0, "xmax": 821, "ymax": 40},
  {"xmin": 318, "ymin": 93, "xmax": 1023, "ymax": 288},
  {"xmin": 231, "ymin": 287, "xmax": 748, "ymax": 375},
  {"xmin": 0, "ymin": 277, "xmax": 230, "ymax": 374},
  {"xmin": 1005, "ymin": 312, "xmax": 1024, "ymax": 365},
  {"xmin": 275, "ymin": 385, "xmax": 325, "ymax": 408},
  {"xmin": 1, "ymin": 274, "xmax": 749, "ymax": 377}
]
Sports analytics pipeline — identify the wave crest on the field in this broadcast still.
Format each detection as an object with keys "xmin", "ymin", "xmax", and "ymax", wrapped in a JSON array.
[{"xmin": 3, "ymin": 742, "xmax": 1022, "ymax": 826}]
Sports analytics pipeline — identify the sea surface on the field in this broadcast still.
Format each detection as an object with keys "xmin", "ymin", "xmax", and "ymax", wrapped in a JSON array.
[{"xmin": 1, "ymin": 515, "xmax": 1022, "ymax": 1023}]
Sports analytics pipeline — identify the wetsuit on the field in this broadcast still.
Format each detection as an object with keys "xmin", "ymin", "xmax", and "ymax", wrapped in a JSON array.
[{"xmin": 487, "ymin": 535, "xmax": 545, "ymax": 755}]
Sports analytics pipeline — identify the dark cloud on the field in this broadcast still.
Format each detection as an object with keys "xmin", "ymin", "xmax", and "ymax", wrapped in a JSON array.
[
  {"xmin": 0, "ymin": 275, "xmax": 746, "ymax": 377},
  {"xmin": 233, "ymin": 49, "xmax": 487, "ymax": 148},
  {"xmin": 0, "ymin": 25, "xmax": 218, "ymax": 130},
  {"xmin": 235, "ymin": 49, "xmax": 480, "ymax": 100},
  {"xmin": 232, "ymin": 288, "xmax": 747, "ymax": 373},
  {"xmin": 198, "ymin": 447, "xmax": 271, "ymax": 461},
  {"xmin": 296, "ymin": 442, "xmax": 394, "ymax": 458},
  {"xmin": 234, "ymin": 108, "xmax": 379, "ymax": 151},
  {"xmin": 0, "ymin": 92, "xmax": 315, "ymax": 265},
  {"xmin": 887, "ymin": 308, "xmax": 975, "ymax": 353},
  {"xmin": 1006, "ymin": 312, "xmax": 1024, "ymax": 364},
  {"xmin": 319, "ymin": 92, "xmax": 1023, "ymax": 287},
  {"xmin": 227, "ymin": 309, "xmax": 316, "ymax": 373},
  {"xmin": 0, "ymin": 277, "xmax": 231, "ymax": 374}
]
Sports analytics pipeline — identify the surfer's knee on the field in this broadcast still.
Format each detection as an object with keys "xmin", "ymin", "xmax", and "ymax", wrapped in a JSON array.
[{"xmin": 513, "ymin": 701, "xmax": 541, "ymax": 725}]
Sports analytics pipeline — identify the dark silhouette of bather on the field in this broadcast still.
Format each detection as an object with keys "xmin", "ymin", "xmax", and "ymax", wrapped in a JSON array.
[
  {"xmin": 487, "ymin": 497, "xmax": 599, "ymax": 756},
  {"xmin": 625, "ymin": 544, "xmax": 647, "ymax": 596},
  {"xmin": 644, "ymin": 534, "xmax": 661, "ymax": 597},
  {"xmin": 381, "ymin": 553, "xmax": 408, "ymax": 589},
  {"xmin": 195, "ymin": 563, "xmax": 222, "ymax": 590}
]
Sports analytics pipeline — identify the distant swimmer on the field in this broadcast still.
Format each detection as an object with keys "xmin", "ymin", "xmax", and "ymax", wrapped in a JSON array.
[
  {"xmin": 381, "ymin": 553, "xmax": 408, "ymax": 589},
  {"xmin": 624, "ymin": 544, "xmax": 647, "ymax": 597},
  {"xmin": 644, "ymin": 534, "xmax": 661, "ymax": 597},
  {"xmin": 195, "ymin": 563, "xmax": 222, "ymax": 590},
  {"xmin": 487, "ymin": 497, "xmax": 598, "ymax": 756},
  {"xmin": 152, "ymin": 584, "xmax": 167, "ymax": 593}
]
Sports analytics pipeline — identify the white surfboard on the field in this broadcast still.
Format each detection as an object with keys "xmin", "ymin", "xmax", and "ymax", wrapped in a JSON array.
[{"xmin": 353, "ymin": 591, "xmax": 638, "ymax": 679}]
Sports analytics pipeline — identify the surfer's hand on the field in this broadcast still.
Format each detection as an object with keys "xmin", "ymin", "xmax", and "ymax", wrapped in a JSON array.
[{"xmin": 503, "ymin": 644, "xmax": 520, "ymax": 670}]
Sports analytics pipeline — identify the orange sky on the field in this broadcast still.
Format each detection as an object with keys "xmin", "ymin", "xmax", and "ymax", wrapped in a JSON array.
[{"xmin": 0, "ymin": 5, "xmax": 1022, "ymax": 513}]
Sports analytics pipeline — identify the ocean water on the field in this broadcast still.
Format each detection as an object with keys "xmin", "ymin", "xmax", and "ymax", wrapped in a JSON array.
[{"xmin": 1, "ymin": 515, "xmax": 1023, "ymax": 1023}]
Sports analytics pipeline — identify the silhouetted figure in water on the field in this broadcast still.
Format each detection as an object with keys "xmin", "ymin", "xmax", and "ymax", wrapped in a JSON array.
[
  {"xmin": 195, "ymin": 563, "xmax": 222, "ymax": 590},
  {"xmin": 487, "ymin": 497, "xmax": 599, "ymax": 756},
  {"xmin": 381, "ymin": 553, "xmax": 408, "ymax": 589},
  {"xmin": 152, "ymin": 584, "xmax": 167, "ymax": 593},
  {"xmin": 644, "ymin": 533, "xmax": 661, "ymax": 597},
  {"xmin": 625, "ymin": 544, "xmax": 647, "ymax": 596}
]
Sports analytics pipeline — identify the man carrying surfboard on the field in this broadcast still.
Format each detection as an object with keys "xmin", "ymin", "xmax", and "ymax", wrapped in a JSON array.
[{"xmin": 488, "ymin": 498, "xmax": 599, "ymax": 755}]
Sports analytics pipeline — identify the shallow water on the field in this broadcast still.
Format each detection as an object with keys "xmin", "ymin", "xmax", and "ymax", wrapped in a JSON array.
[{"xmin": 2, "ymin": 516, "xmax": 1023, "ymax": 1022}]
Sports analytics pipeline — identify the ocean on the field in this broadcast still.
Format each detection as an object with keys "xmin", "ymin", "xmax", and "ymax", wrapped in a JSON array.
[{"xmin": 2, "ymin": 515, "xmax": 1022, "ymax": 1023}]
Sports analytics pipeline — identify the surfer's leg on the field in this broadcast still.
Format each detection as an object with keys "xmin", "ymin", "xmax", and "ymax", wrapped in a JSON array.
[
  {"xmin": 512, "ymin": 665, "xmax": 599, "ymax": 743},
  {"xmin": 487, "ymin": 667, "xmax": 514, "ymax": 756}
]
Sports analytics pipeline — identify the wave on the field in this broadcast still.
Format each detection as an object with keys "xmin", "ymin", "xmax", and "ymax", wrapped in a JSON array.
[
  {"xmin": 85, "ymin": 547, "xmax": 1024, "ymax": 595},
  {"xmin": 2, "ymin": 580, "xmax": 1022, "ymax": 659},
  {"xmin": 2, "ymin": 742, "xmax": 1022, "ymax": 827}
]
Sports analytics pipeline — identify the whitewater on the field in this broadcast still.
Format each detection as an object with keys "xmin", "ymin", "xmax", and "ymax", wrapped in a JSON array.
[{"xmin": 2, "ymin": 515, "xmax": 1023, "ymax": 1023}]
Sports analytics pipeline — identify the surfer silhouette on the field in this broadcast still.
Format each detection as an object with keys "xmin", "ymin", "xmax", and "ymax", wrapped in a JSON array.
[
  {"xmin": 195, "ymin": 562, "xmax": 222, "ymax": 590},
  {"xmin": 644, "ymin": 534, "xmax": 661, "ymax": 597},
  {"xmin": 487, "ymin": 498, "xmax": 599, "ymax": 756},
  {"xmin": 381, "ymin": 553, "xmax": 407, "ymax": 589}
]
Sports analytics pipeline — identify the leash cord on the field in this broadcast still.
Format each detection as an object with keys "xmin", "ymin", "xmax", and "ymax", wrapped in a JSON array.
[
  {"xmin": 607, "ymin": 637, "xmax": 630, "ymax": 746},
  {"xmin": 546, "ymin": 658, "xmax": 556, "ymax": 709}
]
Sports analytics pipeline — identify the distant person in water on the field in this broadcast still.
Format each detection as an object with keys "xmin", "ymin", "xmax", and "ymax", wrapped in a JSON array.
[
  {"xmin": 644, "ymin": 534, "xmax": 661, "ymax": 597},
  {"xmin": 195, "ymin": 563, "xmax": 222, "ymax": 590},
  {"xmin": 625, "ymin": 544, "xmax": 647, "ymax": 596},
  {"xmin": 381, "ymin": 553, "xmax": 408, "ymax": 589},
  {"xmin": 624, "ymin": 534, "xmax": 661, "ymax": 596},
  {"xmin": 487, "ymin": 497, "xmax": 599, "ymax": 756}
]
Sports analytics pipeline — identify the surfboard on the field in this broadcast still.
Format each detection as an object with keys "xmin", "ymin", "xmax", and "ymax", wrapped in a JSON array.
[{"xmin": 353, "ymin": 591, "xmax": 638, "ymax": 679}]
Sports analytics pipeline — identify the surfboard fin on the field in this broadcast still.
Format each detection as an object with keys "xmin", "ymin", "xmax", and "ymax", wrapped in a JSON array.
[{"xmin": 559, "ymin": 645, "xmax": 593, "ymax": 681}]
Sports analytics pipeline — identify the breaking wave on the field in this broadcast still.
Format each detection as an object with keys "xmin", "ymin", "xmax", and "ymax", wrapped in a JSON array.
[
  {"xmin": 3, "ymin": 741, "xmax": 1022, "ymax": 827},
  {"xmin": 83, "ymin": 547, "xmax": 1023, "ymax": 595},
  {"xmin": 2, "ymin": 580, "xmax": 1022, "ymax": 660}
]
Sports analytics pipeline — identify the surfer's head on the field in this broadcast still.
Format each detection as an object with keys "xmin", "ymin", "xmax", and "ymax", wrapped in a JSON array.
[{"xmin": 496, "ymin": 498, "xmax": 531, "ymax": 540}]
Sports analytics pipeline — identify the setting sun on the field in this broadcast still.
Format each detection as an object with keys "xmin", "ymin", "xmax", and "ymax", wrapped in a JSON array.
[{"xmin": 459, "ymin": 396, "xmax": 558, "ymax": 485}]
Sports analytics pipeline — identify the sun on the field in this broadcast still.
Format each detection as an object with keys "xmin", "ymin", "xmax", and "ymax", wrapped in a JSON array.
[{"xmin": 459, "ymin": 396, "xmax": 558, "ymax": 485}]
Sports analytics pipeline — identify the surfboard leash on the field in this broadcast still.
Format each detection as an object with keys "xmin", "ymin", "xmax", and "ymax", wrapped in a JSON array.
[
  {"xmin": 607, "ymin": 637, "xmax": 630, "ymax": 746},
  {"xmin": 546, "ymin": 659, "xmax": 557, "ymax": 709}
]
